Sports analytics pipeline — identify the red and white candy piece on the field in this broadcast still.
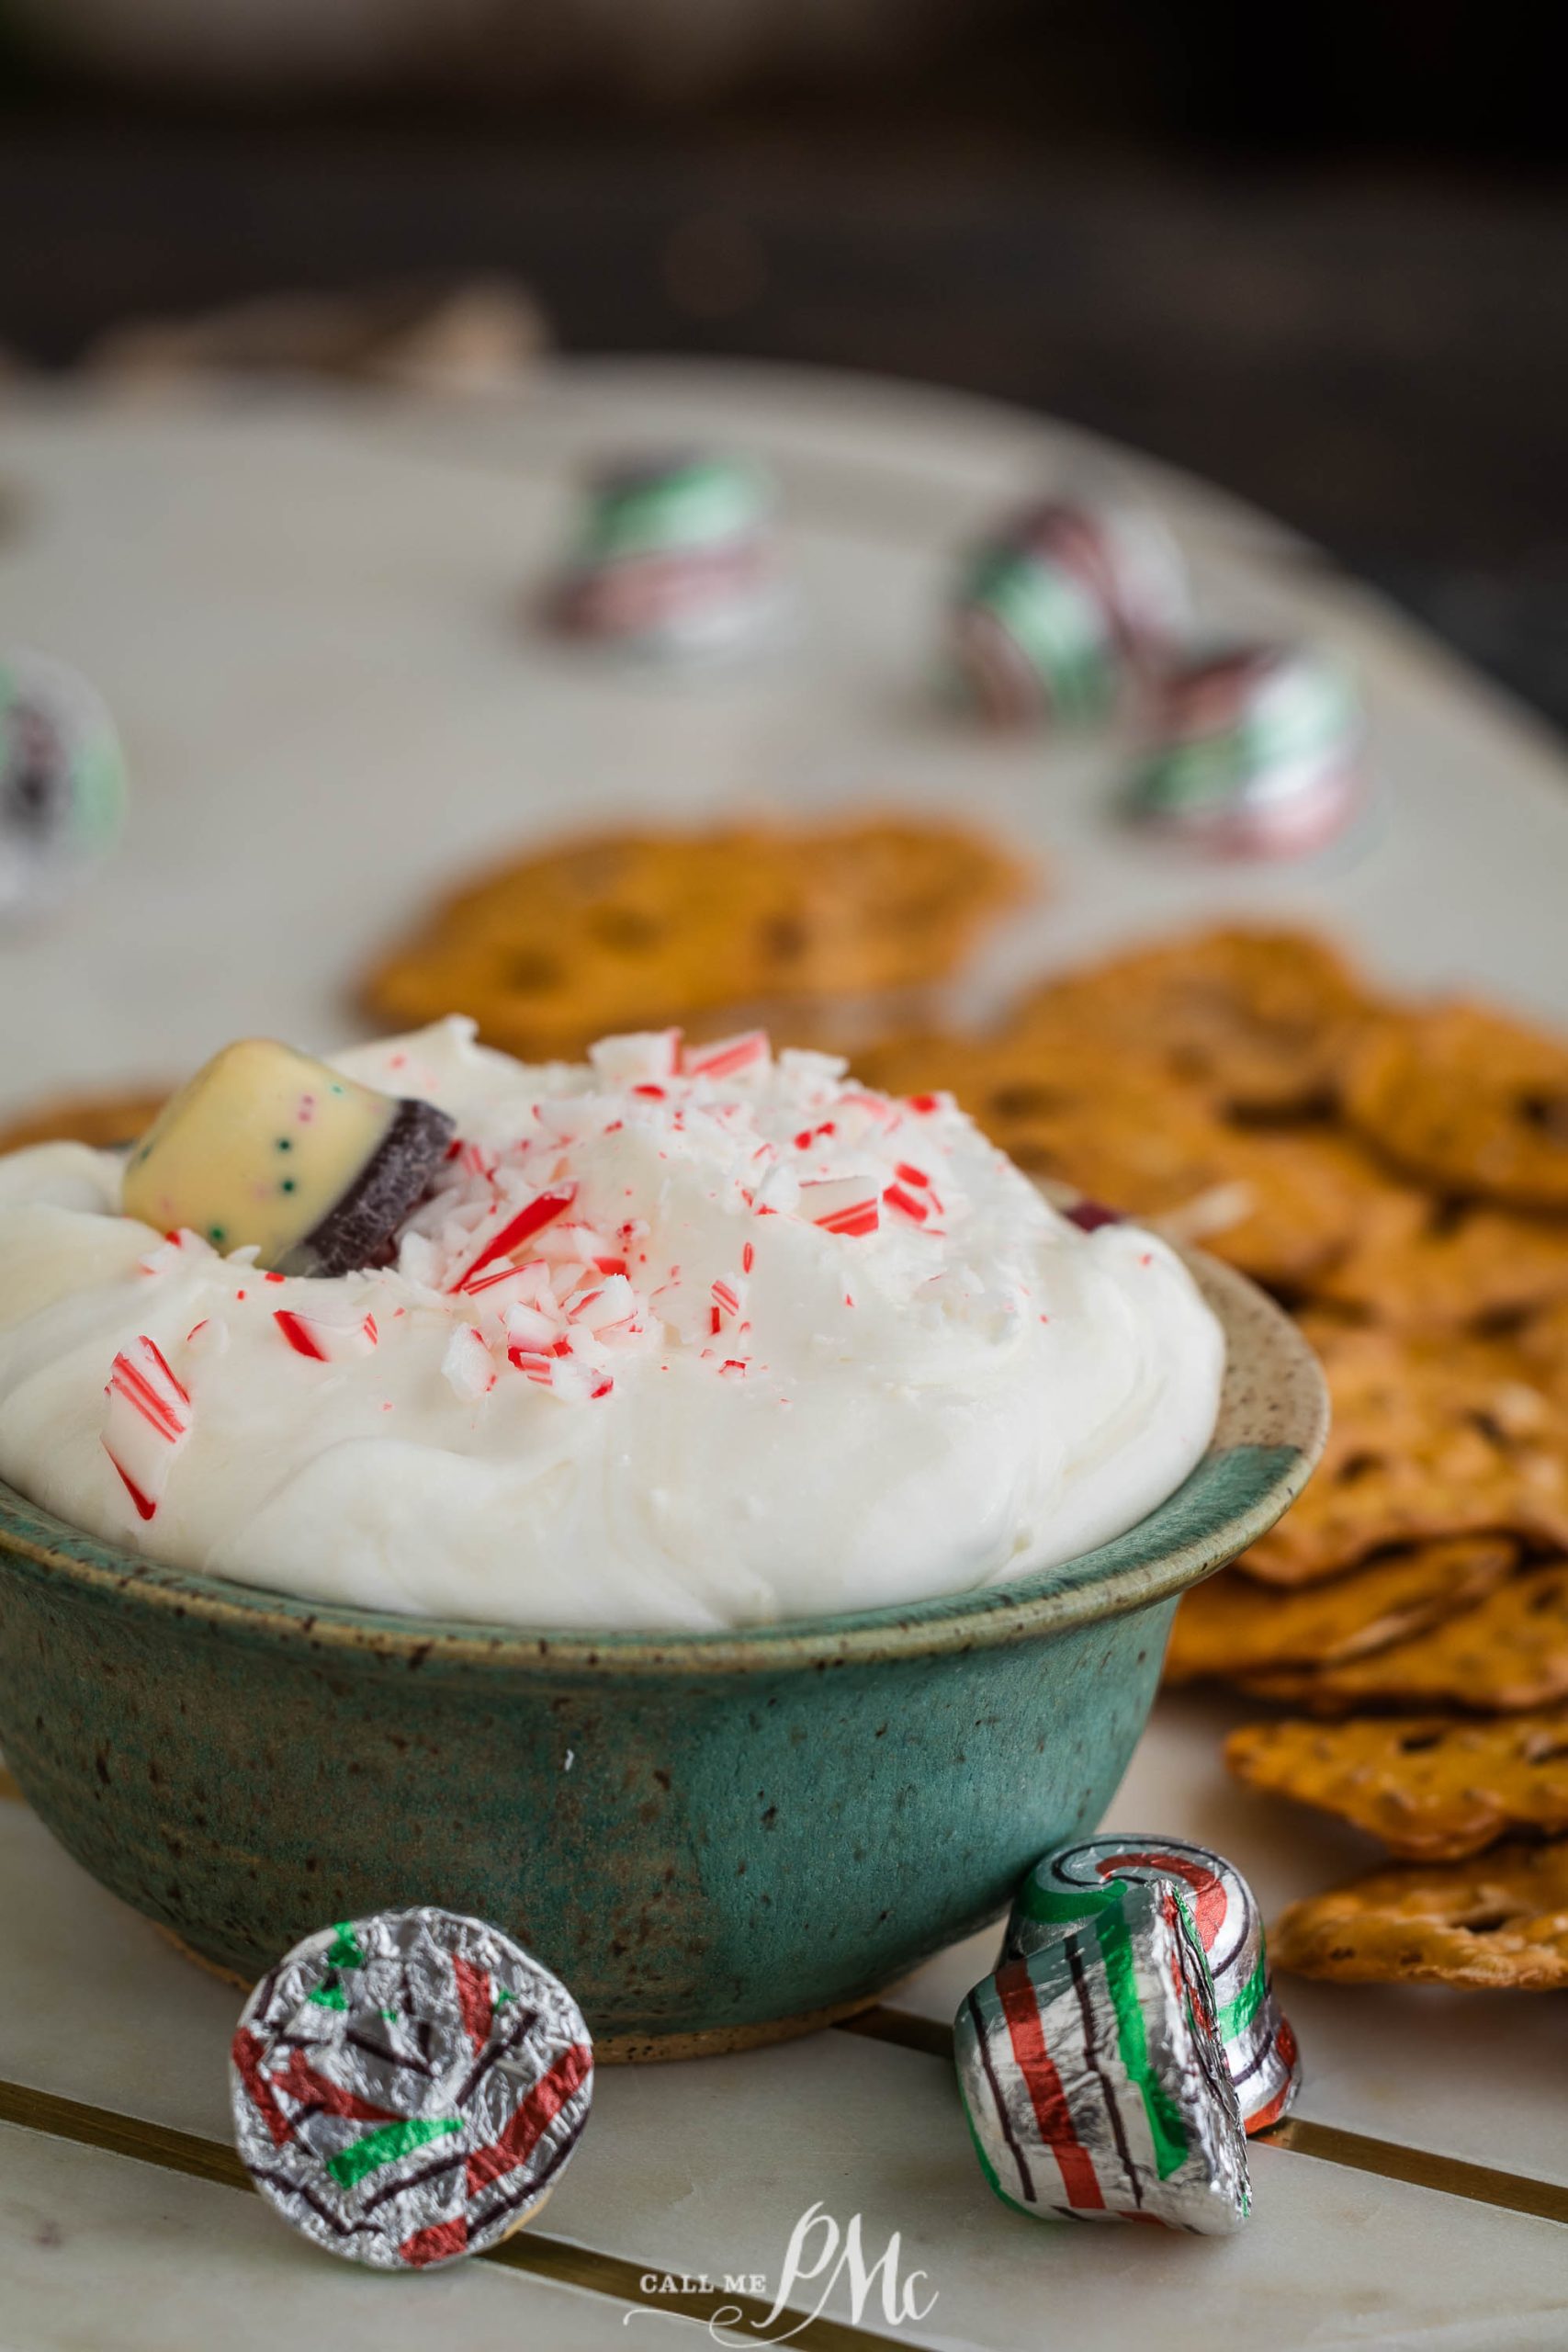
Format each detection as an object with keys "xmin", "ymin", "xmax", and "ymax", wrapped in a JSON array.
[
  {"xmin": 102, "ymin": 1334, "xmax": 192, "ymax": 1521},
  {"xmin": 681, "ymin": 1030, "xmax": 770, "ymax": 1083},
  {"xmin": 442, "ymin": 1324, "xmax": 498, "ymax": 1400},
  {"xmin": 273, "ymin": 1305, "xmax": 379, "ymax": 1364},
  {"xmin": 450, "ymin": 1185, "xmax": 578, "ymax": 1295},
  {"xmin": 800, "ymin": 1176, "xmax": 882, "ymax": 1238}
]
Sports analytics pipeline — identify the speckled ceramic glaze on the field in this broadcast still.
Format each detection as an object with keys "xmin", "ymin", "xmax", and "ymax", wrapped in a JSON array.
[{"xmin": 0, "ymin": 1250, "xmax": 1323, "ymax": 2058}]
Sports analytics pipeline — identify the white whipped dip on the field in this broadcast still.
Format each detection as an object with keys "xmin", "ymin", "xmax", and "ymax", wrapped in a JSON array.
[{"xmin": 0, "ymin": 1021, "xmax": 1224, "ymax": 1630}]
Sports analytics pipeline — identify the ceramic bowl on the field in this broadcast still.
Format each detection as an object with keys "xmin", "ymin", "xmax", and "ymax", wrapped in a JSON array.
[{"xmin": 0, "ymin": 1249, "xmax": 1323, "ymax": 2059}]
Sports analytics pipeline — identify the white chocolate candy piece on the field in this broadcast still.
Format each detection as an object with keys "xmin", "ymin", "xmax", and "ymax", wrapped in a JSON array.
[{"xmin": 122, "ymin": 1039, "xmax": 454, "ymax": 1274}]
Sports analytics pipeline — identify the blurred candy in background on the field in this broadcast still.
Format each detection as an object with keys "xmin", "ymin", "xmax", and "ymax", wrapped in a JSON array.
[{"xmin": 1, "ymin": 0, "xmax": 1561, "ymax": 726}]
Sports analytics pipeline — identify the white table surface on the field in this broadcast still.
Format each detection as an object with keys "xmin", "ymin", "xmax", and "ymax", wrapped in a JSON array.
[{"xmin": 2, "ymin": 362, "xmax": 1566, "ymax": 2349}]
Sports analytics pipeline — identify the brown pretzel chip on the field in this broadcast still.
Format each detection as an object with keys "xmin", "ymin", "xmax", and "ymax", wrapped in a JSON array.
[
  {"xmin": 1199, "ymin": 1130, "xmax": 1424, "ymax": 1295},
  {"xmin": 1310, "ymin": 1199, "xmax": 1568, "ymax": 1334},
  {"xmin": 1243, "ymin": 1560, "xmax": 1568, "ymax": 1714},
  {"xmin": 1344, "ymin": 1001, "xmax": 1568, "ymax": 1211},
  {"xmin": 362, "ymin": 819, "xmax": 1030, "ymax": 1062},
  {"xmin": 1165, "ymin": 1534, "xmax": 1517, "ymax": 1685},
  {"xmin": 1012, "ymin": 925, "xmax": 1380, "ymax": 1116},
  {"xmin": 0, "ymin": 1086, "xmax": 169, "ymax": 1155},
  {"xmin": 1517, "ymin": 1301, "xmax": 1568, "ymax": 1406},
  {"xmin": 860, "ymin": 1035, "xmax": 1416, "ymax": 1292},
  {"xmin": 863, "ymin": 1025, "xmax": 1229, "ymax": 1202},
  {"xmin": 1237, "ymin": 1322, "xmax": 1568, "ymax": 1587},
  {"xmin": 1225, "ymin": 1710, "xmax": 1568, "ymax": 1861},
  {"xmin": 1269, "ymin": 1839, "xmax": 1568, "ymax": 1986}
]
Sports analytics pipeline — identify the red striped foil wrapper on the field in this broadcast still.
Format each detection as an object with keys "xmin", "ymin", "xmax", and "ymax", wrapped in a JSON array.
[{"xmin": 231, "ymin": 1905, "xmax": 592, "ymax": 2268}]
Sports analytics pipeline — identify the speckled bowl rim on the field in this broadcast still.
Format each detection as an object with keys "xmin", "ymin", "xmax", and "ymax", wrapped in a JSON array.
[{"xmin": 0, "ymin": 1247, "xmax": 1325, "ymax": 1675}]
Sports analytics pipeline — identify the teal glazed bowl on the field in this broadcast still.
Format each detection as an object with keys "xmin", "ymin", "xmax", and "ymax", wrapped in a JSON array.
[{"xmin": 0, "ymin": 1250, "xmax": 1324, "ymax": 2060}]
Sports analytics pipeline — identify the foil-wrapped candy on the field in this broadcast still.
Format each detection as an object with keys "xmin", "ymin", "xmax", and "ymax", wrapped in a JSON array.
[
  {"xmin": 1008, "ymin": 1835, "xmax": 1301, "ymax": 2134},
  {"xmin": 957, "ymin": 1873, "xmax": 1250, "ymax": 2233},
  {"xmin": 547, "ymin": 450, "xmax": 781, "ymax": 657},
  {"xmin": 947, "ymin": 496, "xmax": 1190, "ymax": 729},
  {"xmin": 231, "ymin": 1906, "xmax": 592, "ymax": 2269},
  {"xmin": 0, "ymin": 645, "xmax": 128, "ymax": 921},
  {"xmin": 1124, "ymin": 642, "xmax": 1362, "ymax": 856}
]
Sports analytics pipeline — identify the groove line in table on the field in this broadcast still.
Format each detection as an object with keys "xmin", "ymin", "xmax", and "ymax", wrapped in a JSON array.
[
  {"xmin": 7, "ymin": 1788, "xmax": 1568, "ymax": 2232},
  {"xmin": 837, "ymin": 2006, "xmax": 1568, "ymax": 2227},
  {"xmin": 0, "ymin": 2076, "xmax": 903, "ymax": 2350}
]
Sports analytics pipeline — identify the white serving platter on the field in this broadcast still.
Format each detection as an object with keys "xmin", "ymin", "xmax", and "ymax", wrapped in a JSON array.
[{"xmin": 1, "ymin": 362, "xmax": 1565, "ymax": 2350}]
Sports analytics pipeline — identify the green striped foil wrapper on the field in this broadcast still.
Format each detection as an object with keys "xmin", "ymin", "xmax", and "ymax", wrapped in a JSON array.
[
  {"xmin": 1005, "ymin": 1835, "xmax": 1301, "ymax": 2134},
  {"xmin": 956, "ymin": 1876, "xmax": 1249, "ymax": 2233},
  {"xmin": 550, "ymin": 454, "xmax": 778, "ymax": 653},
  {"xmin": 1125, "ymin": 644, "xmax": 1361, "ymax": 850},
  {"xmin": 948, "ymin": 497, "xmax": 1190, "ymax": 727},
  {"xmin": 230, "ymin": 1905, "xmax": 593, "ymax": 2270},
  {"xmin": 578, "ymin": 455, "xmax": 772, "ymax": 563},
  {"xmin": 1, "ymin": 646, "xmax": 129, "ymax": 917}
]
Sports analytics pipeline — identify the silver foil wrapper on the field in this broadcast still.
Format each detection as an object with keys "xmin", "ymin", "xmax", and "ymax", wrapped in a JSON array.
[
  {"xmin": 231, "ymin": 1906, "xmax": 593, "ymax": 2269},
  {"xmin": 1, "ymin": 644, "xmax": 128, "ymax": 919},
  {"xmin": 549, "ymin": 453, "xmax": 782, "ymax": 657},
  {"xmin": 957, "ymin": 1878, "xmax": 1249, "ymax": 2233},
  {"xmin": 1124, "ymin": 643, "xmax": 1362, "ymax": 856},
  {"xmin": 949, "ymin": 497, "xmax": 1190, "ymax": 729},
  {"xmin": 1005, "ymin": 1834, "xmax": 1301, "ymax": 2133}
]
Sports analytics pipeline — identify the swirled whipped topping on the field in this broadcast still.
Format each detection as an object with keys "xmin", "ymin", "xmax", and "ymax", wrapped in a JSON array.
[{"xmin": 0, "ymin": 1020, "xmax": 1224, "ymax": 1629}]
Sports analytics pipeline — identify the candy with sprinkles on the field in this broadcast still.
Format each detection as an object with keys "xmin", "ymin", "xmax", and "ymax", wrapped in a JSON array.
[
  {"xmin": 1006, "ymin": 1834, "xmax": 1301, "ymax": 2134},
  {"xmin": 956, "ymin": 1874, "xmax": 1249, "ymax": 2233},
  {"xmin": 0, "ymin": 644, "xmax": 128, "ymax": 919},
  {"xmin": 547, "ymin": 451, "xmax": 781, "ymax": 655},
  {"xmin": 1125, "ymin": 642, "xmax": 1363, "ymax": 856},
  {"xmin": 231, "ymin": 1906, "xmax": 593, "ymax": 2270},
  {"xmin": 948, "ymin": 497, "xmax": 1190, "ymax": 729},
  {"xmin": 121, "ymin": 1039, "xmax": 455, "ymax": 1275}
]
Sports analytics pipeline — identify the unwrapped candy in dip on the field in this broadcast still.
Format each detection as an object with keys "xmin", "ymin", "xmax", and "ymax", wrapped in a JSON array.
[
  {"xmin": 123, "ymin": 1039, "xmax": 455, "ymax": 1275},
  {"xmin": 0, "ymin": 1020, "xmax": 1224, "ymax": 1629}
]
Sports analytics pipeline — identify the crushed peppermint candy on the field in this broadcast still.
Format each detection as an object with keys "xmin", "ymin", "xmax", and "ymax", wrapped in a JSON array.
[
  {"xmin": 274, "ymin": 1305, "xmax": 380, "ymax": 1363},
  {"xmin": 352, "ymin": 1027, "xmax": 1001, "ymax": 1398},
  {"xmin": 102, "ymin": 1334, "xmax": 192, "ymax": 1520},
  {"xmin": 91, "ymin": 1027, "xmax": 1103, "ymax": 1421},
  {"xmin": 0, "ymin": 1016, "xmax": 1224, "ymax": 1632}
]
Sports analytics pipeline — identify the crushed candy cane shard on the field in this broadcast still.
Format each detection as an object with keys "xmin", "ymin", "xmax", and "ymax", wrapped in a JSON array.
[
  {"xmin": 273, "ymin": 1306, "xmax": 378, "ymax": 1364},
  {"xmin": 122, "ymin": 1038, "xmax": 454, "ymax": 1276},
  {"xmin": 102, "ymin": 1334, "xmax": 192, "ymax": 1520},
  {"xmin": 442, "ymin": 1324, "xmax": 498, "ymax": 1398},
  {"xmin": 799, "ymin": 1175, "xmax": 882, "ymax": 1237},
  {"xmin": 0, "ymin": 1013, "xmax": 1225, "ymax": 1629},
  {"xmin": 231, "ymin": 1906, "xmax": 592, "ymax": 2270},
  {"xmin": 956, "ymin": 1878, "xmax": 1248, "ymax": 2232},
  {"xmin": 451, "ymin": 1185, "xmax": 577, "ymax": 1291},
  {"xmin": 587, "ymin": 1029, "xmax": 682, "ymax": 1084},
  {"xmin": 1006, "ymin": 1835, "xmax": 1300, "ymax": 2134},
  {"xmin": 682, "ymin": 1030, "xmax": 771, "ymax": 1081}
]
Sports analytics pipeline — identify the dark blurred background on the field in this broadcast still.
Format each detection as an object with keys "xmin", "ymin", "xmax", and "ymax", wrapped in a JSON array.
[{"xmin": 2, "ymin": 0, "xmax": 1564, "ymax": 724}]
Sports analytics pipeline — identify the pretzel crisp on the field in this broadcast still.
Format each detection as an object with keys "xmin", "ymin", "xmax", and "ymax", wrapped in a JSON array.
[
  {"xmin": 1243, "ymin": 1561, "xmax": 1568, "ymax": 1715},
  {"xmin": 1236, "ymin": 1322, "xmax": 1568, "ymax": 1587},
  {"xmin": 362, "ymin": 819, "xmax": 1030, "ymax": 1063},
  {"xmin": 1165, "ymin": 1535, "xmax": 1517, "ymax": 1685},
  {"xmin": 1013, "ymin": 925, "xmax": 1380, "ymax": 1117},
  {"xmin": 0, "ymin": 1086, "xmax": 168, "ymax": 1155},
  {"xmin": 1344, "ymin": 1001, "xmax": 1568, "ymax": 1212},
  {"xmin": 1226, "ymin": 1710, "xmax": 1568, "ymax": 1861},
  {"xmin": 1269, "ymin": 1841, "xmax": 1568, "ymax": 1987}
]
